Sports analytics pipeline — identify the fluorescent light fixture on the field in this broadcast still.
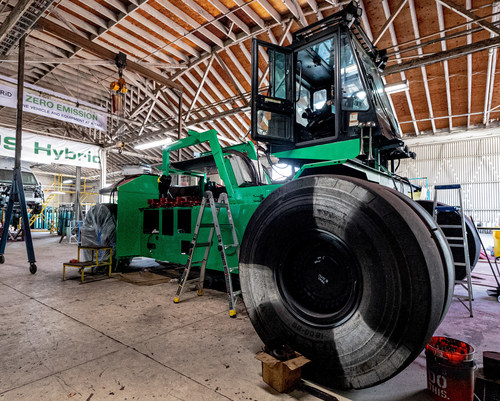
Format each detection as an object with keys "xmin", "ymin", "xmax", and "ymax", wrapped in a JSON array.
[
  {"xmin": 52, "ymin": 191, "xmax": 65, "ymax": 195},
  {"xmin": 63, "ymin": 179, "xmax": 73, "ymax": 184},
  {"xmin": 384, "ymin": 80, "xmax": 409, "ymax": 94},
  {"xmin": 134, "ymin": 137, "xmax": 172, "ymax": 150}
]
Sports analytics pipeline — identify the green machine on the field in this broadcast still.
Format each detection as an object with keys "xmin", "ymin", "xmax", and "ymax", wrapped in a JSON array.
[
  {"xmin": 103, "ymin": 2, "xmax": 457, "ymax": 391},
  {"xmin": 115, "ymin": 130, "xmax": 281, "ymax": 272}
]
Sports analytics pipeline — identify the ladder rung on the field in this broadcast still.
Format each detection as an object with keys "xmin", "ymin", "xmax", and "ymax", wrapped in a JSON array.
[
  {"xmin": 449, "ymin": 244, "xmax": 464, "ymax": 248},
  {"xmin": 224, "ymin": 244, "xmax": 238, "ymax": 248},
  {"xmin": 439, "ymin": 224, "xmax": 463, "ymax": 229},
  {"xmin": 435, "ymin": 184, "xmax": 461, "ymax": 190},
  {"xmin": 454, "ymin": 262, "xmax": 467, "ymax": 266},
  {"xmin": 214, "ymin": 203, "xmax": 229, "ymax": 208},
  {"xmin": 191, "ymin": 260, "xmax": 204, "ymax": 265},
  {"xmin": 446, "ymin": 236, "xmax": 465, "ymax": 241},
  {"xmin": 194, "ymin": 242, "xmax": 212, "ymax": 248}
]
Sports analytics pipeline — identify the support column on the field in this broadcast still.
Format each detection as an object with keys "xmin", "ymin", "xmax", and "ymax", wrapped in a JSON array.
[
  {"xmin": 0, "ymin": 35, "xmax": 37, "ymax": 273},
  {"xmin": 177, "ymin": 91, "xmax": 183, "ymax": 184},
  {"xmin": 74, "ymin": 166, "xmax": 81, "ymax": 221},
  {"xmin": 14, "ymin": 37, "xmax": 24, "ymax": 169},
  {"xmin": 99, "ymin": 148, "xmax": 107, "ymax": 203}
]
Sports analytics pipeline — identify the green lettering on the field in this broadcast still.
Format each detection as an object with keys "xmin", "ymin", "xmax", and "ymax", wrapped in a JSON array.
[
  {"xmin": 65, "ymin": 148, "xmax": 76, "ymax": 160},
  {"xmin": 92, "ymin": 155, "xmax": 100, "ymax": 164},
  {"xmin": 56, "ymin": 104, "xmax": 62, "ymax": 111},
  {"xmin": 53, "ymin": 149, "xmax": 63, "ymax": 160},
  {"xmin": 34, "ymin": 142, "xmax": 51, "ymax": 156},
  {"xmin": 26, "ymin": 95, "xmax": 32, "ymax": 103},
  {"xmin": 4, "ymin": 136, "xmax": 16, "ymax": 151}
]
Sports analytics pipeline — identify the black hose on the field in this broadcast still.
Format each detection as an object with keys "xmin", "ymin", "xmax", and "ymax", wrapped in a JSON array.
[
  {"xmin": 223, "ymin": 149, "xmax": 260, "ymax": 185},
  {"xmin": 265, "ymin": 151, "xmax": 293, "ymax": 183}
]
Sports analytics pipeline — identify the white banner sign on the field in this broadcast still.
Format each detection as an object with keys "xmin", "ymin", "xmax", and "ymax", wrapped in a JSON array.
[
  {"xmin": 0, "ymin": 127, "xmax": 101, "ymax": 169},
  {"xmin": 0, "ymin": 83, "xmax": 107, "ymax": 132}
]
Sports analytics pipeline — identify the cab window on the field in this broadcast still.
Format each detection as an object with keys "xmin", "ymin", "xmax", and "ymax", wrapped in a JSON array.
[
  {"xmin": 295, "ymin": 82, "xmax": 310, "ymax": 127},
  {"xmin": 340, "ymin": 33, "xmax": 369, "ymax": 111}
]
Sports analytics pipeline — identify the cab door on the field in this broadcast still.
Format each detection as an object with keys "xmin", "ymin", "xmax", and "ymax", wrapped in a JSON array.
[{"xmin": 251, "ymin": 39, "xmax": 294, "ymax": 144}]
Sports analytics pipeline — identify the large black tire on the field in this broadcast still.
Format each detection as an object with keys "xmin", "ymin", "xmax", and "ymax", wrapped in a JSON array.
[
  {"xmin": 374, "ymin": 186, "xmax": 454, "ymax": 323},
  {"xmin": 417, "ymin": 200, "xmax": 480, "ymax": 280},
  {"xmin": 240, "ymin": 176, "xmax": 446, "ymax": 389}
]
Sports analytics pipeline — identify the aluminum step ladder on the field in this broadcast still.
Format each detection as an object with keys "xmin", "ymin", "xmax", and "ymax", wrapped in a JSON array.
[
  {"xmin": 173, "ymin": 191, "xmax": 241, "ymax": 318},
  {"xmin": 433, "ymin": 184, "xmax": 473, "ymax": 317}
]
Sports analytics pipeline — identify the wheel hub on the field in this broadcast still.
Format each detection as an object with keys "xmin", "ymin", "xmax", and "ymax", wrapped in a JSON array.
[{"xmin": 276, "ymin": 230, "xmax": 362, "ymax": 327}]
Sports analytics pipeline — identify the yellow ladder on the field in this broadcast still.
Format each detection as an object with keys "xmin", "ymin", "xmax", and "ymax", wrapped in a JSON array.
[{"xmin": 29, "ymin": 193, "xmax": 56, "ymax": 226}]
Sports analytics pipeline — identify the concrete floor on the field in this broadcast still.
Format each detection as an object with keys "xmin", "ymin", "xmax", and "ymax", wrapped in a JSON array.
[{"xmin": 1, "ymin": 233, "xmax": 499, "ymax": 401}]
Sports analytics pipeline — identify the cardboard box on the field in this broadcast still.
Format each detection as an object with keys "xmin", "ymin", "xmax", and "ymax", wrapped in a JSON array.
[{"xmin": 255, "ymin": 351, "xmax": 310, "ymax": 393}]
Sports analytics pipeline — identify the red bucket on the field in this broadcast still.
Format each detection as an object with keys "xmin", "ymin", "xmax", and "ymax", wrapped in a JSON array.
[{"xmin": 426, "ymin": 336, "xmax": 475, "ymax": 401}]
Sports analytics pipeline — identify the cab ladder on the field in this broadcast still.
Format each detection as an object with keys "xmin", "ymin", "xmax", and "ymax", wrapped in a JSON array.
[{"xmin": 433, "ymin": 184, "xmax": 473, "ymax": 317}]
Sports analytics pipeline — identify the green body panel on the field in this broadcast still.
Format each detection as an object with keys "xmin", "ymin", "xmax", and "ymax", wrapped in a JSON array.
[
  {"xmin": 116, "ymin": 180, "xmax": 280, "ymax": 271},
  {"xmin": 115, "ymin": 175, "xmax": 159, "ymax": 259},
  {"xmin": 273, "ymin": 138, "xmax": 360, "ymax": 161},
  {"xmin": 114, "ymin": 130, "xmax": 386, "ymax": 273}
]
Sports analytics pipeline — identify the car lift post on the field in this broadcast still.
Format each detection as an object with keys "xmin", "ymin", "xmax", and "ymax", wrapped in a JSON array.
[{"xmin": 0, "ymin": 35, "xmax": 37, "ymax": 274}]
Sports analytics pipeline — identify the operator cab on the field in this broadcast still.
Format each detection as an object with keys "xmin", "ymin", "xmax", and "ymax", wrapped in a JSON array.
[{"xmin": 251, "ymin": 1, "xmax": 412, "ymax": 165}]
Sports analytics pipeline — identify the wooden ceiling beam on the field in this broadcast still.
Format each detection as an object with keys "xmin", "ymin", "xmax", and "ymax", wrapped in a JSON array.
[
  {"xmin": 358, "ymin": 0, "xmax": 373, "ymax": 40},
  {"xmin": 36, "ymin": 18, "xmax": 183, "ymax": 92},
  {"xmin": 101, "ymin": 0, "xmax": 127, "ymax": 14},
  {"xmin": 182, "ymin": 0, "xmax": 236, "ymax": 41},
  {"xmin": 59, "ymin": 2, "xmax": 109, "ymax": 29},
  {"xmin": 233, "ymin": 0, "xmax": 265, "ymax": 29},
  {"xmin": 137, "ymin": 5, "xmax": 210, "ymax": 54},
  {"xmin": 381, "ymin": 0, "xmax": 419, "ymax": 135},
  {"xmin": 47, "ymin": 11, "xmax": 98, "ymax": 36},
  {"xmin": 28, "ymin": 30, "xmax": 77, "ymax": 53},
  {"xmin": 408, "ymin": 0, "xmax": 436, "ymax": 134},
  {"xmin": 383, "ymin": 35, "xmax": 500, "ymax": 75},
  {"xmin": 282, "ymin": 0, "xmax": 307, "ymax": 27},
  {"xmin": 255, "ymin": 0, "xmax": 282, "ymax": 24},
  {"xmin": 482, "ymin": 2, "xmax": 500, "ymax": 126},
  {"xmin": 436, "ymin": 2, "xmax": 453, "ymax": 131},
  {"xmin": 205, "ymin": 0, "xmax": 251, "ymax": 35},
  {"xmin": 466, "ymin": 0, "xmax": 472, "ymax": 129},
  {"xmin": 151, "ymin": 1, "xmax": 224, "ymax": 48},
  {"xmin": 373, "ymin": 0, "xmax": 407, "ymax": 46},
  {"xmin": 437, "ymin": 0, "xmax": 500, "ymax": 36}
]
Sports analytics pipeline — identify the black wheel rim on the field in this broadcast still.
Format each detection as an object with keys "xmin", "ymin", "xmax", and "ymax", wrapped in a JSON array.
[{"xmin": 275, "ymin": 229, "xmax": 362, "ymax": 328}]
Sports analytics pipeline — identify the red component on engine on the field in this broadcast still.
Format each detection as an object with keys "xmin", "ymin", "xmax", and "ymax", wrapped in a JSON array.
[{"xmin": 147, "ymin": 196, "xmax": 202, "ymax": 208}]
